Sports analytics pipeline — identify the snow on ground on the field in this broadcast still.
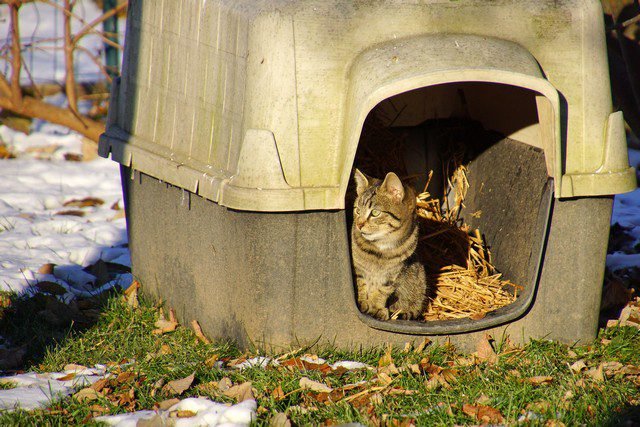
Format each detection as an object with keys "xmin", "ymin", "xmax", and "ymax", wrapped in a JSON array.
[
  {"xmin": 0, "ymin": 125, "xmax": 129, "ymax": 295},
  {"xmin": 607, "ymin": 148, "xmax": 640, "ymax": 271},
  {"xmin": 0, "ymin": 364, "xmax": 107, "ymax": 411},
  {"xmin": 95, "ymin": 398, "xmax": 257, "ymax": 427}
]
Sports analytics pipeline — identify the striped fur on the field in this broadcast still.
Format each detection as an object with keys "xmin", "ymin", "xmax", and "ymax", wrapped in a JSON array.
[{"xmin": 351, "ymin": 169, "xmax": 428, "ymax": 320}]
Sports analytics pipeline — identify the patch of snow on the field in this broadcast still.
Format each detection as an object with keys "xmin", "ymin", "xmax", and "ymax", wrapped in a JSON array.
[
  {"xmin": 94, "ymin": 398, "xmax": 257, "ymax": 427},
  {"xmin": 232, "ymin": 357, "xmax": 276, "ymax": 370},
  {"xmin": 607, "ymin": 148, "xmax": 640, "ymax": 270},
  {"xmin": 0, "ymin": 125, "xmax": 127, "ymax": 295},
  {"xmin": 0, "ymin": 366, "xmax": 107, "ymax": 411},
  {"xmin": 330, "ymin": 361, "xmax": 371, "ymax": 370}
]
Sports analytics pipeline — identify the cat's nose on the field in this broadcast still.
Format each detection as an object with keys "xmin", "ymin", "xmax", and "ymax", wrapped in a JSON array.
[{"xmin": 356, "ymin": 220, "xmax": 365, "ymax": 230}]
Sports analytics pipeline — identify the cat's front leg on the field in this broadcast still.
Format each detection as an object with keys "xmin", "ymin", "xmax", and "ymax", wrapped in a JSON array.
[
  {"xmin": 367, "ymin": 284, "xmax": 394, "ymax": 320},
  {"xmin": 355, "ymin": 276, "xmax": 371, "ymax": 313}
]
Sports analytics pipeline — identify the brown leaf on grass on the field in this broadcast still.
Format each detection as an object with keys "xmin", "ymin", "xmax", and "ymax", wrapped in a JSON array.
[
  {"xmin": 545, "ymin": 420, "xmax": 566, "ymax": 427},
  {"xmin": 476, "ymin": 394, "xmax": 491, "ymax": 405},
  {"xmin": 163, "ymin": 373, "xmax": 195, "ymax": 396},
  {"xmin": 462, "ymin": 403, "xmax": 504, "ymax": 424},
  {"xmin": 280, "ymin": 357, "xmax": 332, "ymax": 374},
  {"xmin": 527, "ymin": 376, "xmax": 553, "ymax": 385},
  {"xmin": 73, "ymin": 387, "xmax": 103, "ymax": 402},
  {"xmin": 169, "ymin": 308, "xmax": 178, "ymax": 323},
  {"xmin": 378, "ymin": 363, "xmax": 400, "ymax": 377},
  {"xmin": 620, "ymin": 365, "xmax": 640, "ymax": 375},
  {"xmin": 270, "ymin": 412, "xmax": 291, "ymax": 427},
  {"xmin": 377, "ymin": 372, "xmax": 394, "ymax": 386},
  {"xmin": 570, "ymin": 360, "xmax": 588, "ymax": 373},
  {"xmin": 586, "ymin": 364, "xmax": 605, "ymax": 382},
  {"xmin": 153, "ymin": 318, "xmax": 178, "ymax": 335},
  {"xmin": 378, "ymin": 344, "xmax": 394, "ymax": 368},
  {"xmin": 271, "ymin": 385, "xmax": 285, "ymax": 401},
  {"xmin": 415, "ymin": 337, "xmax": 431, "ymax": 353},
  {"xmin": 63, "ymin": 363, "xmax": 88, "ymax": 372},
  {"xmin": 116, "ymin": 371, "xmax": 136, "ymax": 384},
  {"xmin": 601, "ymin": 361, "xmax": 624, "ymax": 376},
  {"xmin": 204, "ymin": 354, "xmax": 219, "ymax": 368},
  {"xmin": 124, "ymin": 280, "xmax": 140, "ymax": 309},
  {"xmin": 223, "ymin": 381, "xmax": 254, "ymax": 402},
  {"xmin": 63, "ymin": 197, "xmax": 104, "ymax": 207},
  {"xmin": 476, "ymin": 333, "xmax": 498, "ymax": 364},
  {"xmin": 89, "ymin": 404, "xmax": 109, "ymax": 416},
  {"xmin": 299, "ymin": 377, "xmax": 333, "ymax": 393},
  {"xmin": 191, "ymin": 320, "xmax": 211, "ymax": 344},
  {"xmin": 90, "ymin": 378, "xmax": 108, "ymax": 392}
]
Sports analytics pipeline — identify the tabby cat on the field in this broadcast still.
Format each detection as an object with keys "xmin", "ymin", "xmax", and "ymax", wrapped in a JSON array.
[{"xmin": 351, "ymin": 169, "xmax": 428, "ymax": 320}]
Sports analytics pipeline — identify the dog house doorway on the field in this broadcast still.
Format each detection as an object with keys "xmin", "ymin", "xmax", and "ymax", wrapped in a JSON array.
[{"xmin": 348, "ymin": 81, "xmax": 554, "ymax": 334}]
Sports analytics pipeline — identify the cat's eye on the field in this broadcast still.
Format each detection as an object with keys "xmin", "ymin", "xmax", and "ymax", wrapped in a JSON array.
[{"xmin": 370, "ymin": 209, "xmax": 381, "ymax": 217}]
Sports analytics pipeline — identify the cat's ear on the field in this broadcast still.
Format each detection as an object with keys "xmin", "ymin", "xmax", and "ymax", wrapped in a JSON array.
[
  {"xmin": 354, "ymin": 168, "xmax": 369, "ymax": 196},
  {"xmin": 382, "ymin": 172, "xmax": 404, "ymax": 202}
]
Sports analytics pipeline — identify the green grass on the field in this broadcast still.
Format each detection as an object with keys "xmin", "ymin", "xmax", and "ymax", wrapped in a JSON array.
[{"xmin": 0, "ymin": 292, "xmax": 638, "ymax": 426}]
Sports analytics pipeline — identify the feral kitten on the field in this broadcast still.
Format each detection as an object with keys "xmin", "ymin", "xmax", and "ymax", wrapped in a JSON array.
[{"xmin": 351, "ymin": 169, "xmax": 428, "ymax": 320}]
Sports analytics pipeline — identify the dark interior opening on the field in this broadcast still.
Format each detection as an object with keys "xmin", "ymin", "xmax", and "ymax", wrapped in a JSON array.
[{"xmin": 348, "ymin": 82, "xmax": 554, "ymax": 333}]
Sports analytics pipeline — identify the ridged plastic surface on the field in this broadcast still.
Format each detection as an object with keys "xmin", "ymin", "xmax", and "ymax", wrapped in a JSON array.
[{"xmin": 100, "ymin": 0, "xmax": 635, "ymax": 211}]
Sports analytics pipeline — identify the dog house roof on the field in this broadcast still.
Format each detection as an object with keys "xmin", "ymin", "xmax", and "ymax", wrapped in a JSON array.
[{"xmin": 99, "ymin": 0, "xmax": 635, "ymax": 211}]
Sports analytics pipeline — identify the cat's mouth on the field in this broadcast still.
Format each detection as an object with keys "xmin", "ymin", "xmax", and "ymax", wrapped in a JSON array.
[{"xmin": 360, "ymin": 231, "xmax": 385, "ymax": 241}]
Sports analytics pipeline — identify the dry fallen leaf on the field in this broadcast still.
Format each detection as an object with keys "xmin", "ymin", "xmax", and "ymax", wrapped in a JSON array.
[
  {"xmin": 124, "ymin": 281, "xmax": 140, "ymax": 309},
  {"xmin": 73, "ymin": 387, "xmax": 103, "ymax": 402},
  {"xmin": 379, "ymin": 344, "xmax": 394, "ymax": 367},
  {"xmin": 37, "ymin": 263, "xmax": 55, "ymax": 275},
  {"xmin": 191, "ymin": 320, "xmax": 211, "ymax": 344},
  {"xmin": 476, "ymin": 334, "xmax": 498, "ymax": 364},
  {"xmin": 163, "ymin": 373, "xmax": 195, "ymax": 396},
  {"xmin": 90, "ymin": 378, "xmax": 108, "ymax": 392},
  {"xmin": 415, "ymin": 338, "xmax": 431, "ymax": 353},
  {"xmin": 462, "ymin": 403, "xmax": 504, "ymax": 424},
  {"xmin": 527, "ymin": 376, "xmax": 554, "ymax": 385},
  {"xmin": 153, "ymin": 318, "xmax": 178, "ymax": 335},
  {"xmin": 585, "ymin": 365, "xmax": 605, "ymax": 382},
  {"xmin": 223, "ymin": 381, "xmax": 254, "ymax": 402},
  {"xmin": 64, "ymin": 363, "xmax": 88, "ymax": 372},
  {"xmin": 270, "ymin": 412, "xmax": 291, "ymax": 427},
  {"xmin": 281, "ymin": 357, "xmax": 332, "ymax": 374},
  {"xmin": 63, "ymin": 197, "xmax": 105, "ymax": 207},
  {"xmin": 271, "ymin": 385, "xmax": 285, "ymax": 401},
  {"xmin": 299, "ymin": 377, "xmax": 333, "ymax": 393},
  {"xmin": 570, "ymin": 360, "xmax": 587, "ymax": 373}
]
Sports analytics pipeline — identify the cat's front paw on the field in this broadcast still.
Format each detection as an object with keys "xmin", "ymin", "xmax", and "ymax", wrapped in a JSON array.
[{"xmin": 370, "ymin": 308, "xmax": 390, "ymax": 321}]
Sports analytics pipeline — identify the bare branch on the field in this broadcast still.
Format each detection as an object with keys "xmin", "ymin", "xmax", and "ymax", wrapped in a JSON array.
[
  {"xmin": 9, "ymin": 2, "xmax": 23, "ymax": 106},
  {"xmin": 38, "ymin": 0, "xmax": 124, "ymax": 50},
  {"xmin": 63, "ymin": 0, "xmax": 79, "ymax": 114},
  {"xmin": 73, "ymin": 2, "xmax": 127, "ymax": 43},
  {"xmin": 0, "ymin": 74, "xmax": 13, "ymax": 98},
  {"xmin": 75, "ymin": 45, "xmax": 113, "ymax": 83},
  {"xmin": 0, "ymin": 94, "xmax": 105, "ymax": 142}
]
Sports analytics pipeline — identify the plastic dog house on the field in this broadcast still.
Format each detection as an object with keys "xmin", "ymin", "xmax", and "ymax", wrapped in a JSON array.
[{"xmin": 99, "ymin": 0, "xmax": 636, "ymax": 350}]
